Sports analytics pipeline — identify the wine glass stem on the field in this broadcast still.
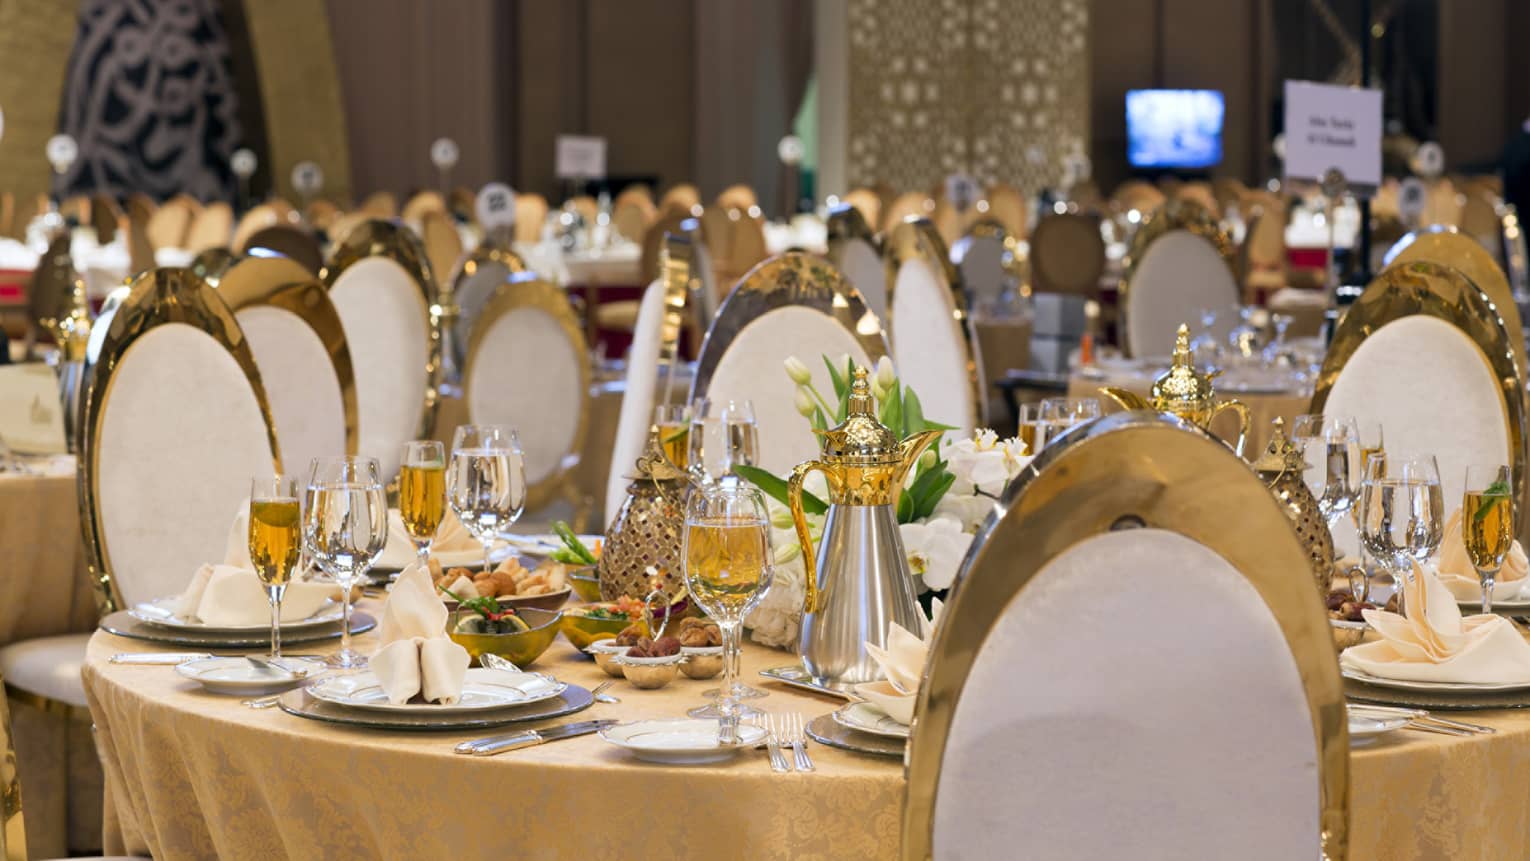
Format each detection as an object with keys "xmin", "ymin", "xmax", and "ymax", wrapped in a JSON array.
[
  {"xmin": 1482, "ymin": 569, "xmax": 1496, "ymax": 614},
  {"xmin": 482, "ymin": 539, "xmax": 493, "ymax": 577},
  {"xmin": 416, "ymin": 540, "xmax": 431, "ymax": 571},
  {"xmin": 718, "ymin": 620, "xmax": 742, "ymax": 718},
  {"xmin": 267, "ymin": 584, "xmax": 285, "ymax": 659},
  {"xmin": 338, "ymin": 576, "xmax": 355, "ymax": 657}
]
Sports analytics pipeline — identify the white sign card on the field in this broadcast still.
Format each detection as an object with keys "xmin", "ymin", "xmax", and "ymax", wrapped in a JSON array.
[
  {"xmin": 0, "ymin": 364, "xmax": 67, "ymax": 454},
  {"xmin": 45, "ymin": 134, "xmax": 77, "ymax": 173},
  {"xmin": 944, "ymin": 173, "xmax": 979, "ymax": 210},
  {"xmin": 555, "ymin": 135, "xmax": 607, "ymax": 179},
  {"xmin": 1412, "ymin": 141, "xmax": 1445, "ymax": 179},
  {"xmin": 777, "ymin": 135, "xmax": 804, "ymax": 166},
  {"xmin": 430, "ymin": 137, "xmax": 460, "ymax": 171},
  {"xmin": 1283, "ymin": 80, "xmax": 1382, "ymax": 193},
  {"xmin": 231, "ymin": 148, "xmax": 257, "ymax": 178},
  {"xmin": 475, "ymin": 182, "xmax": 517, "ymax": 231},
  {"xmin": 1398, "ymin": 177, "xmax": 1427, "ymax": 223},
  {"xmin": 291, "ymin": 160, "xmax": 324, "ymax": 196}
]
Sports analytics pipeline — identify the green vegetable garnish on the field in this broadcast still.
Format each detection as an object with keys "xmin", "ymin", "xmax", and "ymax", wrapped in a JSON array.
[
  {"xmin": 1473, "ymin": 479, "xmax": 1513, "ymax": 522},
  {"xmin": 553, "ymin": 521, "xmax": 598, "ymax": 565}
]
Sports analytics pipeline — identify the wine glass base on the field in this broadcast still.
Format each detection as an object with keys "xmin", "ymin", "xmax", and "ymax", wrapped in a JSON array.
[
  {"xmin": 326, "ymin": 650, "xmax": 368, "ymax": 669},
  {"xmin": 688, "ymin": 702, "xmax": 762, "ymax": 719},
  {"xmin": 702, "ymin": 683, "xmax": 767, "ymax": 700}
]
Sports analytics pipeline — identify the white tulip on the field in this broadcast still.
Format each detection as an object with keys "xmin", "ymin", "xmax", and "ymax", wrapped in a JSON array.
[
  {"xmin": 876, "ymin": 355, "xmax": 897, "ymax": 389},
  {"xmin": 783, "ymin": 356, "xmax": 812, "ymax": 385},
  {"xmin": 794, "ymin": 385, "xmax": 815, "ymax": 417}
]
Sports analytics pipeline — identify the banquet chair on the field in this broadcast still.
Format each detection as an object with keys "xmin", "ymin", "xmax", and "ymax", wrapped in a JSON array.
[
  {"xmin": 1421, "ymin": 179, "xmax": 1463, "ymax": 229},
  {"xmin": 568, "ymin": 195, "xmax": 599, "ymax": 225},
  {"xmin": 715, "ymin": 184, "xmax": 757, "ymax": 211},
  {"xmin": 884, "ymin": 218, "xmax": 982, "ymax": 435},
  {"xmin": 639, "ymin": 209, "xmax": 692, "ymax": 287},
  {"xmin": 698, "ymin": 206, "xmax": 768, "ymax": 296},
  {"xmin": 88, "ymin": 195, "xmax": 122, "ymax": 245},
  {"xmin": 359, "ymin": 191, "xmax": 398, "ymax": 219},
  {"xmin": 1109, "ymin": 179, "xmax": 1164, "ymax": 218},
  {"xmin": 449, "ymin": 186, "xmax": 477, "ymax": 223},
  {"xmin": 420, "ymin": 210, "xmax": 464, "ymax": 291},
  {"xmin": 825, "ymin": 204, "xmax": 886, "ymax": 322},
  {"xmin": 145, "ymin": 198, "xmax": 194, "ymax": 251},
  {"xmin": 402, "ymin": 190, "xmax": 447, "ymax": 225},
  {"xmin": 1065, "ymin": 179, "xmax": 1105, "ymax": 214},
  {"xmin": 513, "ymin": 193, "xmax": 549, "ymax": 244},
  {"xmin": 612, "ymin": 190, "xmax": 656, "ymax": 243},
  {"xmin": 1120, "ymin": 200, "xmax": 1238, "ymax": 358},
  {"xmin": 305, "ymin": 199, "xmax": 342, "ymax": 235},
  {"xmin": 658, "ymin": 183, "xmax": 701, "ymax": 216},
  {"xmin": 462, "ymin": 273, "xmax": 591, "ymax": 526},
  {"xmin": 1, "ymin": 267, "xmax": 278, "ymax": 857},
  {"xmin": 691, "ymin": 252, "xmax": 887, "ymax": 474},
  {"xmin": 320, "ymin": 219, "xmax": 440, "ymax": 480},
  {"xmin": 183, "ymin": 201, "xmax": 232, "ymax": 254},
  {"xmin": 840, "ymin": 187, "xmax": 881, "ymax": 231},
  {"xmin": 230, "ymin": 202, "xmax": 287, "ymax": 255},
  {"xmin": 881, "ymin": 192, "xmax": 934, "ymax": 234},
  {"xmin": 950, "ymin": 220, "xmax": 1014, "ymax": 311},
  {"xmin": 1459, "ymin": 189, "xmax": 1502, "ymax": 250},
  {"xmin": 902, "ymin": 411, "xmax": 1348, "ymax": 861},
  {"xmin": 122, "ymin": 211, "xmax": 155, "ymax": 278},
  {"xmin": 240, "ymin": 223, "xmax": 325, "ymax": 275},
  {"xmin": 1029, "ymin": 212, "xmax": 1104, "ymax": 297},
  {"xmin": 215, "ymin": 255, "xmax": 357, "ymax": 472},
  {"xmin": 445, "ymin": 242, "xmax": 527, "ymax": 384},
  {"xmin": 1312, "ymin": 261, "xmax": 1528, "ymax": 548}
]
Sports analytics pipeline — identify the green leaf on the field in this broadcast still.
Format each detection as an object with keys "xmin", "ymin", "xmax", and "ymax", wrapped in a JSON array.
[
  {"xmin": 897, "ymin": 490, "xmax": 914, "ymax": 522},
  {"xmin": 810, "ymin": 407, "xmax": 827, "ymax": 433},
  {"xmin": 735, "ymin": 464, "xmax": 827, "ymax": 515},
  {"xmin": 913, "ymin": 472, "xmax": 956, "ymax": 520},
  {"xmin": 903, "ymin": 386, "xmax": 927, "ymax": 437},
  {"xmin": 824, "ymin": 356, "xmax": 847, "ymax": 402},
  {"xmin": 880, "ymin": 381, "xmax": 903, "ymax": 434},
  {"xmin": 1474, "ymin": 479, "xmax": 1513, "ymax": 522}
]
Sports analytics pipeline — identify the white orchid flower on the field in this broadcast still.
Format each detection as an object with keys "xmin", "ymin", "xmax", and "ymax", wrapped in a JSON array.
[{"xmin": 899, "ymin": 515, "xmax": 973, "ymax": 592}]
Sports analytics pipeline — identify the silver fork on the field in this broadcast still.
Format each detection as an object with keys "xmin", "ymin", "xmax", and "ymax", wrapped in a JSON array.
[
  {"xmin": 762, "ymin": 713, "xmax": 791, "ymax": 772},
  {"xmin": 589, "ymin": 679, "xmax": 620, "ymax": 704},
  {"xmin": 787, "ymin": 712, "xmax": 814, "ymax": 771}
]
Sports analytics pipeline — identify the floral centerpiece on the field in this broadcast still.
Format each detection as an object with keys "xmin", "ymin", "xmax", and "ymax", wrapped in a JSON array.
[{"xmin": 737, "ymin": 355, "xmax": 1031, "ymax": 647}]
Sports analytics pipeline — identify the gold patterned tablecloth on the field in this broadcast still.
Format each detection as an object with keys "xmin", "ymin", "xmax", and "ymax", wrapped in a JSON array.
[
  {"xmin": 0, "ymin": 457, "xmax": 97, "ymax": 646},
  {"xmin": 80, "ymin": 607, "xmax": 1530, "ymax": 860}
]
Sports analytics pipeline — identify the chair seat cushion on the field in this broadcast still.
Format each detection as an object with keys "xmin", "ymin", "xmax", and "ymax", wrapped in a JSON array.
[{"xmin": 0, "ymin": 633, "xmax": 91, "ymax": 708}]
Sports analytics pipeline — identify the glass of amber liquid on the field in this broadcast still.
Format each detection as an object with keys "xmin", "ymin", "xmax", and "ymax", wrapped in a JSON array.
[
  {"xmin": 399, "ymin": 441, "xmax": 446, "ymax": 569},
  {"xmin": 249, "ymin": 476, "xmax": 301, "ymax": 658},
  {"xmin": 1463, "ymin": 463, "xmax": 1515, "ymax": 612},
  {"xmin": 653, "ymin": 404, "xmax": 690, "ymax": 470},
  {"xmin": 682, "ymin": 483, "xmax": 773, "ymax": 719}
]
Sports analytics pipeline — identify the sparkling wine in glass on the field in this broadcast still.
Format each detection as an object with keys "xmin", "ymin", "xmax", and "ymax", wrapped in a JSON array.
[
  {"xmin": 683, "ymin": 483, "xmax": 773, "ymax": 721},
  {"xmin": 305, "ymin": 456, "xmax": 388, "ymax": 669},
  {"xmin": 1463, "ymin": 463, "xmax": 1515, "ymax": 612},
  {"xmin": 398, "ymin": 441, "xmax": 446, "ymax": 569},
  {"xmin": 448, "ymin": 425, "xmax": 526, "ymax": 576},
  {"xmin": 249, "ymin": 476, "xmax": 300, "ymax": 659}
]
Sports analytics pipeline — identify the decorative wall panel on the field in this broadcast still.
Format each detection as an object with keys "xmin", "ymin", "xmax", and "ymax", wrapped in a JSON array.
[{"xmin": 845, "ymin": 0, "xmax": 1090, "ymax": 196}]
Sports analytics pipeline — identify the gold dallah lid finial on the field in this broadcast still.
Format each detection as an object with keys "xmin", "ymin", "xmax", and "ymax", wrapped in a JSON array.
[
  {"xmin": 1147, "ymin": 323, "xmax": 1218, "ymax": 409},
  {"xmin": 815, "ymin": 366, "xmax": 902, "ymax": 464}
]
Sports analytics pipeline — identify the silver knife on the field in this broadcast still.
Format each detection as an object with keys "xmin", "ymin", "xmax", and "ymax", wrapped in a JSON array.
[
  {"xmin": 455, "ymin": 719, "xmax": 615, "ymax": 756},
  {"xmin": 110, "ymin": 652, "xmax": 212, "ymax": 665}
]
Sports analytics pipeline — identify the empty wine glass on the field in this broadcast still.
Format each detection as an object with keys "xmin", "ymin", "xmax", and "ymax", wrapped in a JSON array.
[
  {"xmin": 249, "ymin": 475, "xmax": 300, "ymax": 659},
  {"xmin": 688, "ymin": 398, "xmax": 759, "ymax": 483},
  {"xmin": 1358, "ymin": 452, "xmax": 1444, "ymax": 614},
  {"xmin": 1038, "ymin": 397, "xmax": 1100, "ymax": 447},
  {"xmin": 305, "ymin": 456, "xmax": 388, "ymax": 668},
  {"xmin": 448, "ymin": 425, "xmax": 527, "ymax": 575},
  {"xmin": 1463, "ymin": 463, "xmax": 1515, "ymax": 612}
]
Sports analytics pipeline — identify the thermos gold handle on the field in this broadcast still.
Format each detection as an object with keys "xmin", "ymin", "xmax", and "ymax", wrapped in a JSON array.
[
  {"xmin": 788, "ymin": 461, "xmax": 830, "ymax": 615},
  {"xmin": 1211, "ymin": 399, "xmax": 1252, "ymax": 458}
]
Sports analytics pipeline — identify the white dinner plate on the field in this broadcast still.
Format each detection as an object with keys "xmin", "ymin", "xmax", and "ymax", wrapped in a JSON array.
[
  {"xmin": 1455, "ymin": 597, "xmax": 1530, "ymax": 613},
  {"xmin": 129, "ymin": 596, "xmax": 343, "ymax": 633},
  {"xmin": 832, "ymin": 702, "xmax": 910, "ymax": 739},
  {"xmin": 1346, "ymin": 704, "xmax": 1410, "ymax": 745},
  {"xmin": 175, "ymin": 656, "xmax": 325, "ymax": 695},
  {"xmin": 506, "ymin": 534, "xmax": 602, "ymax": 558},
  {"xmin": 304, "ymin": 667, "xmax": 566, "ymax": 714},
  {"xmin": 598, "ymin": 718, "xmax": 766, "ymax": 764},
  {"xmin": 1341, "ymin": 666, "xmax": 1530, "ymax": 693}
]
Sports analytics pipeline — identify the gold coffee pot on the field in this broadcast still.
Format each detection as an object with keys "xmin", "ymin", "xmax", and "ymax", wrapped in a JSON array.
[
  {"xmin": 1099, "ymin": 323, "xmax": 1253, "ymax": 456},
  {"xmin": 788, "ymin": 366, "xmax": 942, "ymax": 689}
]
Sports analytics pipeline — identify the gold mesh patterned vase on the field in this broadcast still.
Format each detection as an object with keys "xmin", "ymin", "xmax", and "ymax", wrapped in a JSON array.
[
  {"xmin": 598, "ymin": 426, "xmax": 690, "ymax": 601},
  {"xmin": 1253, "ymin": 417, "xmax": 1335, "ymax": 597}
]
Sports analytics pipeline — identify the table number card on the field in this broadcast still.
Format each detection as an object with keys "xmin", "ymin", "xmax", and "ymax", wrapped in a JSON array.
[
  {"xmin": 431, "ymin": 138, "xmax": 460, "ymax": 172},
  {"xmin": 476, "ymin": 182, "xmax": 517, "ymax": 233},
  {"xmin": 231, "ymin": 148, "xmax": 257, "ymax": 179},
  {"xmin": 555, "ymin": 135, "xmax": 607, "ymax": 180},
  {"xmin": 1398, "ymin": 177, "xmax": 1427, "ymax": 224},
  {"xmin": 0, "ymin": 364, "xmax": 66, "ymax": 454},
  {"xmin": 291, "ymin": 161, "xmax": 324, "ymax": 198},
  {"xmin": 1283, "ymin": 80, "xmax": 1383, "ymax": 195},
  {"xmin": 46, "ymin": 134, "xmax": 77, "ymax": 175},
  {"xmin": 944, "ymin": 173, "xmax": 979, "ymax": 211}
]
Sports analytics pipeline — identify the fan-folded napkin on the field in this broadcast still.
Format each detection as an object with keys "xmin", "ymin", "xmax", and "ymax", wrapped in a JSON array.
[
  {"xmin": 375, "ymin": 508, "xmax": 484, "ymax": 569},
  {"xmin": 1433, "ymin": 508, "xmax": 1530, "ymax": 602},
  {"xmin": 372, "ymin": 564, "xmax": 471, "ymax": 704},
  {"xmin": 1341, "ymin": 563, "xmax": 1530, "ymax": 685},
  {"xmin": 173, "ymin": 506, "xmax": 340, "ymax": 626},
  {"xmin": 864, "ymin": 598, "xmax": 943, "ymax": 694}
]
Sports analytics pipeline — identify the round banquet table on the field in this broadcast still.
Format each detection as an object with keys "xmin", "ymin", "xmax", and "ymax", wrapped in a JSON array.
[
  {"xmin": 80, "ymin": 606, "xmax": 1530, "ymax": 861},
  {"xmin": 0, "ymin": 455, "xmax": 98, "ymax": 646}
]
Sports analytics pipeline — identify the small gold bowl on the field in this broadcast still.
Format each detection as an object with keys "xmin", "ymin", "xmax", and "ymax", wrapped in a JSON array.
[
  {"xmin": 680, "ymin": 646, "xmax": 723, "ymax": 680},
  {"xmin": 560, "ymin": 606, "xmax": 645, "ymax": 650},
  {"xmin": 586, "ymin": 640, "xmax": 629, "ymax": 677},
  {"xmin": 1330, "ymin": 619, "xmax": 1369, "ymax": 650},
  {"xmin": 447, "ymin": 607, "xmax": 563, "ymax": 668},
  {"xmin": 568, "ymin": 565, "xmax": 602, "ymax": 602},
  {"xmin": 617, "ymin": 654, "xmax": 682, "ymax": 689}
]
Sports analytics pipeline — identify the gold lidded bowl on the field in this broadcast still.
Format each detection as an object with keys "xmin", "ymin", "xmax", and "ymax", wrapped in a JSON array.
[
  {"xmin": 598, "ymin": 425, "xmax": 689, "ymax": 602},
  {"xmin": 1252, "ymin": 417, "xmax": 1335, "ymax": 598}
]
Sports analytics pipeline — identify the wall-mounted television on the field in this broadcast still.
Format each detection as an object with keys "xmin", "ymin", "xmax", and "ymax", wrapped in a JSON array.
[{"xmin": 1126, "ymin": 89, "xmax": 1225, "ymax": 170}]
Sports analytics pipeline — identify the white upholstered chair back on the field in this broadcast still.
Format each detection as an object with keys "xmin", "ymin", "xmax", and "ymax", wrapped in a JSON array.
[
  {"xmin": 321, "ymin": 220, "xmax": 440, "ymax": 480},
  {"xmin": 691, "ymin": 253, "xmax": 888, "ymax": 476},
  {"xmin": 885, "ymin": 219, "xmax": 981, "ymax": 435},
  {"xmin": 446, "ymin": 244, "xmax": 527, "ymax": 380},
  {"xmin": 950, "ymin": 229, "xmax": 1008, "ymax": 311},
  {"xmin": 903, "ymin": 413, "xmax": 1348, "ymax": 861},
  {"xmin": 826, "ymin": 204, "xmax": 887, "ymax": 323},
  {"xmin": 1314, "ymin": 262, "xmax": 1527, "ymax": 549},
  {"xmin": 464, "ymin": 273, "xmax": 590, "ymax": 511},
  {"xmin": 1123, "ymin": 203, "xmax": 1237, "ymax": 358},
  {"xmin": 216, "ymin": 256, "xmax": 356, "ymax": 475},
  {"xmin": 80, "ymin": 268, "xmax": 279, "ymax": 611},
  {"xmin": 607, "ymin": 280, "xmax": 669, "ymax": 521}
]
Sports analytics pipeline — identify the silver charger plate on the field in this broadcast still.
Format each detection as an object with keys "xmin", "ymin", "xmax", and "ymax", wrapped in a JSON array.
[
  {"xmin": 1341, "ymin": 667, "xmax": 1530, "ymax": 693},
  {"xmin": 305, "ymin": 668, "xmax": 567, "ymax": 714},
  {"xmin": 99, "ymin": 610, "xmax": 375, "ymax": 648},
  {"xmin": 1344, "ymin": 677, "xmax": 1530, "ymax": 711},
  {"xmin": 277, "ymin": 682, "xmax": 594, "ymax": 730},
  {"xmin": 130, "ymin": 595, "xmax": 343, "ymax": 632},
  {"xmin": 805, "ymin": 713, "xmax": 905, "ymax": 759},
  {"xmin": 759, "ymin": 666, "xmax": 858, "ymax": 701}
]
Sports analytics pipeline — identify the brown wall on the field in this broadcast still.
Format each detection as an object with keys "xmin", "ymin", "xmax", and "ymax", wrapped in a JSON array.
[{"xmin": 1438, "ymin": 0, "xmax": 1513, "ymax": 170}]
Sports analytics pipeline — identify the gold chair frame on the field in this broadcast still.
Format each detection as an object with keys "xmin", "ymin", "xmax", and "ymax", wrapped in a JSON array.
[
  {"xmin": 0, "ymin": 670, "xmax": 22, "ymax": 861},
  {"xmin": 1311, "ymin": 260, "xmax": 1528, "ymax": 535},
  {"xmin": 320, "ymin": 218, "xmax": 443, "ymax": 442},
  {"xmin": 463, "ymin": 273, "xmax": 591, "ymax": 516},
  {"xmin": 883, "ymin": 217, "xmax": 985, "ymax": 427},
  {"xmin": 1118, "ymin": 198, "xmax": 1237, "ymax": 357},
  {"xmin": 215, "ymin": 255, "xmax": 360, "ymax": 457},
  {"xmin": 902, "ymin": 412, "xmax": 1349, "ymax": 860}
]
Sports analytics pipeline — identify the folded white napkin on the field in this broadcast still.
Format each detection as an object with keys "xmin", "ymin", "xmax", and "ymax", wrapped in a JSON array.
[
  {"xmin": 375, "ymin": 508, "xmax": 486, "ymax": 569},
  {"xmin": 172, "ymin": 504, "xmax": 339, "ymax": 626},
  {"xmin": 439, "ymin": 574, "xmax": 478, "ymax": 602},
  {"xmin": 372, "ymin": 564, "xmax": 471, "ymax": 704},
  {"xmin": 1434, "ymin": 508, "xmax": 1530, "ymax": 602},
  {"xmin": 864, "ymin": 598, "xmax": 943, "ymax": 694},
  {"xmin": 1341, "ymin": 564, "xmax": 1530, "ymax": 685}
]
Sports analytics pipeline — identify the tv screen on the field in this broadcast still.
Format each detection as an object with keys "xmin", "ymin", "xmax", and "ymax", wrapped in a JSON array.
[{"xmin": 1126, "ymin": 89, "xmax": 1225, "ymax": 169}]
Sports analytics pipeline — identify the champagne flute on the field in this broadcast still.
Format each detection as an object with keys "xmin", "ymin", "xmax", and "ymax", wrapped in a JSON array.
[
  {"xmin": 1016, "ymin": 403, "xmax": 1048, "ymax": 453},
  {"xmin": 398, "ymin": 441, "xmax": 446, "ymax": 569},
  {"xmin": 653, "ymin": 404, "xmax": 690, "ymax": 470},
  {"xmin": 1463, "ymin": 463, "xmax": 1515, "ymax": 612},
  {"xmin": 305, "ymin": 456, "xmax": 388, "ymax": 669},
  {"xmin": 448, "ymin": 425, "xmax": 526, "ymax": 576},
  {"xmin": 683, "ymin": 483, "xmax": 773, "ymax": 721},
  {"xmin": 1358, "ymin": 452, "xmax": 1444, "ymax": 614},
  {"xmin": 688, "ymin": 398, "xmax": 759, "ymax": 483},
  {"xmin": 249, "ymin": 476, "xmax": 300, "ymax": 659}
]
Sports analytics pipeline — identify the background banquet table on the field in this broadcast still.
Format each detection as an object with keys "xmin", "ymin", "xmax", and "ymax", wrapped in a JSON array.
[
  {"xmin": 0, "ymin": 455, "xmax": 97, "ymax": 646},
  {"xmin": 82, "ymin": 613, "xmax": 1530, "ymax": 860}
]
